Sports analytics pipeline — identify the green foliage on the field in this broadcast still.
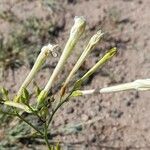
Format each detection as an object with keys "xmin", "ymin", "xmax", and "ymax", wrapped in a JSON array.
[
  {"xmin": 20, "ymin": 88, "xmax": 31, "ymax": 104},
  {"xmin": 1, "ymin": 87, "xmax": 9, "ymax": 101},
  {"xmin": 7, "ymin": 122, "xmax": 31, "ymax": 142},
  {"xmin": 49, "ymin": 143, "xmax": 61, "ymax": 150}
]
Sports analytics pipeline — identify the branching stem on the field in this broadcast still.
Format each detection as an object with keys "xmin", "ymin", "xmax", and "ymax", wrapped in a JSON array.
[{"xmin": 15, "ymin": 111, "xmax": 43, "ymax": 136}]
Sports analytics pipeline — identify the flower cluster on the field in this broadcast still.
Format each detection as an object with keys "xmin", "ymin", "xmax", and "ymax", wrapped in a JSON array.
[{"xmin": 0, "ymin": 16, "xmax": 117, "ymax": 112}]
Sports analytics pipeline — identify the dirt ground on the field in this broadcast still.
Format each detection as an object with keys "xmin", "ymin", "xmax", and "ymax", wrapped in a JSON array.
[{"xmin": 0, "ymin": 0, "xmax": 150, "ymax": 149}]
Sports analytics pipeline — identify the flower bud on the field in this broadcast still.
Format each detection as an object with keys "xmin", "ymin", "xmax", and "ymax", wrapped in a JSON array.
[{"xmin": 75, "ymin": 47, "xmax": 117, "ymax": 89}]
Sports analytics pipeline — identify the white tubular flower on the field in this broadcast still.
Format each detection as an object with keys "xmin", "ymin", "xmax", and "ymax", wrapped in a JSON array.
[
  {"xmin": 15, "ymin": 44, "xmax": 57, "ymax": 102},
  {"xmin": 61, "ymin": 30, "xmax": 103, "ymax": 95},
  {"xmin": 37, "ymin": 16, "xmax": 86, "ymax": 107},
  {"xmin": 71, "ymin": 79, "xmax": 150, "ymax": 97},
  {"xmin": 100, "ymin": 78, "xmax": 150, "ymax": 93}
]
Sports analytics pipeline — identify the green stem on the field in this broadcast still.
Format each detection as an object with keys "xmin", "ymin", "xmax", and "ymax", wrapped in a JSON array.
[
  {"xmin": 26, "ymin": 104, "xmax": 45, "ymax": 123},
  {"xmin": 47, "ymin": 93, "xmax": 72, "ymax": 130},
  {"xmin": 44, "ymin": 122, "xmax": 51, "ymax": 150},
  {"xmin": 43, "ymin": 94, "xmax": 72, "ymax": 150},
  {"xmin": 1, "ymin": 106, "xmax": 51, "ymax": 149},
  {"xmin": 38, "ymin": 90, "xmax": 74, "ymax": 149},
  {"xmin": 15, "ymin": 112, "xmax": 43, "ymax": 136}
]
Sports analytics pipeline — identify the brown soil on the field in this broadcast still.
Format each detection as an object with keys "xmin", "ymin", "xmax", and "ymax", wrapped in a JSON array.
[{"xmin": 0, "ymin": 0, "xmax": 150, "ymax": 149}]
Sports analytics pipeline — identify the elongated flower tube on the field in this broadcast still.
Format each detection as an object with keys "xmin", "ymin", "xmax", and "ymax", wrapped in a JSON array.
[
  {"xmin": 100, "ymin": 78, "xmax": 150, "ymax": 93},
  {"xmin": 37, "ymin": 16, "xmax": 86, "ymax": 107},
  {"xmin": 61, "ymin": 30, "xmax": 104, "ymax": 95},
  {"xmin": 71, "ymin": 79, "xmax": 150, "ymax": 97},
  {"xmin": 74, "ymin": 47, "xmax": 117, "ymax": 89},
  {"xmin": 4, "ymin": 101, "xmax": 31, "ymax": 113},
  {"xmin": 15, "ymin": 44, "xmax": 58, "ymax": 102}
]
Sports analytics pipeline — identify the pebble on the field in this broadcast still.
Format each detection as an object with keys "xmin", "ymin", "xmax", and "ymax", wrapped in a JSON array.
[
  {"xmin": 66, "ymin": 107, "xmax": 74, "ymax": 114},
  {"xmin": 126, "ymin": 100, "xmax": 132, "ymax": 107},
  {"xmin": 67, "ymin": 0, "xmax": 76, "ymax": 4},
  {"xmin": 81, "ymin": 114, "xmax": 89, "ymax": 121},
  {"xmin": 89, "ymin": 110, "xmax": 97, "ymax": 117},
  {"xmin": 109, "ymin": 109, "xmax": 123, "ymax": 119},
  {"xmin": 89, "ymin": 133, "xmax": 96, "ymax": 143}
]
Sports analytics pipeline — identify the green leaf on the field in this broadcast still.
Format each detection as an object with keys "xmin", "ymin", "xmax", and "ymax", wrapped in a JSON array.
[
  {"xmin": 1, "ymin": 88, "xmax": 8, "ymax": 96},
  {"xmin": 55, "ymin": 143, "xmax": 61, "ymax": 150},
  {"xmin": 20, "ymin": 95, "xmax": 26, "ymax": 104},
  {"xmin": 71, "ymin": 90, "xmax": 83, "ymax": 97},
  {"xmin": 73, "ymin": 79, "xmax": 82, "ymax": 90},
  {"xmin": 0, "ymin": 87, "xmax": 9, "ymax": 101},
  {"xmin": 50, "ymin": 146, "xmax": 55, "ymax": 150},
  {"xmin": 4, "ymin": 101, "xmax": 31, "ymax": 113},
  {"xmin": 20, "ymin": 88, "xmax": 30, "ymax": 104},
  {"xmin": 39, "ymin": 106, "xmax": 48, "ymax": 120},
  {"xmin": 35, "ymin": 86, "xmax": 41, "ymax": 97},
  {"xmin": 23, "ymin": 88, "xmax": 30, "ymax": 99}
]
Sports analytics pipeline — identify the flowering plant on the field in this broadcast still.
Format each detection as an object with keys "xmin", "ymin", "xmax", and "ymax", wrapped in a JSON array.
[{"xmin": 0, "ymin": 16, "xmax": 149, "ymax": 149}]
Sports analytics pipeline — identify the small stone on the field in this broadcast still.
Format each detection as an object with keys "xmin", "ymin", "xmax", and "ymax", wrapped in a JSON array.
[
  {"xmin": 89, "ymin": 134, "xmax": 96, "ymax": 143},
  {"xmin": 121, "ymin": 36, "xmax": 130, "ymax": 43},
  {"xmin": 135, "ymin": 91, "xmax": 139, "ymax": 99},
  {"xmin": 126, "ymin": 101, "xmax": 132, "ymax": 107},
  {"xmin": 126, "ymin": 98, "xmax": 134, "ymax": 107},
  {"xmin": 84, "ymin": 143, "xmax": 88, "ymax": 148},
  {"xmin": 91, "ymin": 125, "xmax": 97, "ymax": 131},
  {"xmin": 81, "ymin": 114, "xmax": 89, "ymax": 121},
  {"xmin": 89, "ymin": 110, "xmax": 96, "ymax": 117},
  {"xmin": 64, "ymin": 119, "xmax": 69, "ymax": 124},
  {"xmin": 109, "ymin": 109, "xmax": 123, "ymax": 118},
  {"xmin": 138, "ymin": 0, "xmax": 142, "ymax": 4},
  {"xmin": 67, "ymin": 0, "xmax": 76, "ymax": 4},
  {"xmin": 123, "ymin": 0, "xmax": 133, "ymax": 1},
  {"xmin": 66, "ymin": 107, "xmax": 74, "ymax": 114},
  {"xmin": 96, "ymin": 105, "xmax": 102, "ymax": 112}
]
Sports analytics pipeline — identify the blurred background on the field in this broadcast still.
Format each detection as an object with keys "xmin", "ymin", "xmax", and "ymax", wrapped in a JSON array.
[{"xmin": 0, "ymin": 0, "xmax": 150, "ymax": 149}]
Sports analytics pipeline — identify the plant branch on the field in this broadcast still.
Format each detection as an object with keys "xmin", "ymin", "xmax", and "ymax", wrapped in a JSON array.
[
  {"xmin": 15, "ymin": 111, "xmax": 43, "ymax": 136},
  {"xmin": 44, "ymin": 122, "xmax": 51, "ymax": 149}
]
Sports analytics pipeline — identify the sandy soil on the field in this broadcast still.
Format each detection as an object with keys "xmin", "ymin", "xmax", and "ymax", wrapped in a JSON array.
[{"xmin": 0, "ymin": 0, "xmax": 150, "ymax": 149}]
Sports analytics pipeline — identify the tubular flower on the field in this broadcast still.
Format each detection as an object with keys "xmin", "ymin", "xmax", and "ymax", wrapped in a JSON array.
[
  {"xmin": 74, "ymin": 47, "xmax": 117, "ymax": 89},
  {"xmin": 61, "ymin": 30, "xmax": 104, "ymax": 95},
  {"xmin": 15, "ymin": 44, "xmax": 57, "ymax": 102},
  {"xmin": 37, "ymin": 16, "xmax": 86, "ymax": 107}
]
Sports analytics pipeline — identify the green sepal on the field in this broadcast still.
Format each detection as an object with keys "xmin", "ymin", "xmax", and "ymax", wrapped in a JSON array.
[
  {"xmin": 1, "ymin": 87, "xmax": 9, "ymax": 101},
  {"xmin": 36, "ymin": 90, "xmax": 48, "ymax": 109},
  {"xmin": 55, "ymin": 143, "xmax": 61, "ymax": 150},
  {"xmin": 35, "ymin": 86, "xmax": 41, "ymax": 97},
  {"xmin": 38, "ymin": 106, "xmax": 48, "ymax": 120},
  {"xmin": 1, "ymin": 87, "xmax": 8, "ymax": 96},
  {"xmin": 20, "ymin": 88, "xmax": 30, "ymax": 104},
  {"xmin": 71, "ymin": 90, "xmax": 83, "ymax": 97},
  {"xmin": 73, "ymin": 79, "xmax": 82, "ymax": 90}
]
